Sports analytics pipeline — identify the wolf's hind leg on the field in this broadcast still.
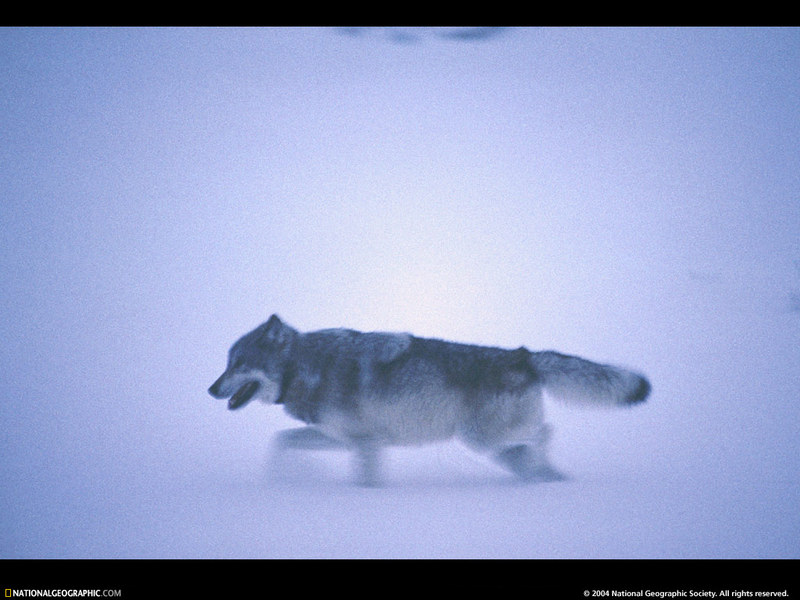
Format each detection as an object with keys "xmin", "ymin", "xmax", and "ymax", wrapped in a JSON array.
[{"xmin": 493, "ymin": 424, "xmax": 567, "ymax": 482}]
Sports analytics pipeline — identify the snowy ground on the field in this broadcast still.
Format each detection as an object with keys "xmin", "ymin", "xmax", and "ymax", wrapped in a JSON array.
[{"xmin": 1, "ymin": 27, "xmax": 799, "ymax": 561}]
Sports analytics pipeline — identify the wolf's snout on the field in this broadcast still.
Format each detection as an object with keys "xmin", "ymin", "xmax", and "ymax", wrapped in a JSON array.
[
  {"xmin": 209, "ymin": 372, "xmax": 261, "ymax": 410},
  {"xmin": 208, "ymin": 376, "xmax": 225, "ymax": 399}
]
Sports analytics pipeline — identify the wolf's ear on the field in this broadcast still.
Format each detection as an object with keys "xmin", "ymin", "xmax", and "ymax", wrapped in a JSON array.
[{"xmin": 256, "ymin": 314, "xmax": 292, "ymax": 348}]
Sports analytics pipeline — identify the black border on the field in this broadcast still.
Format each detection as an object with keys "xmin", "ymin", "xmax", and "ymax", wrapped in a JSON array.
[{"xmin": 3, "ymin": 559, "xmax": 799, "ymax": 597}]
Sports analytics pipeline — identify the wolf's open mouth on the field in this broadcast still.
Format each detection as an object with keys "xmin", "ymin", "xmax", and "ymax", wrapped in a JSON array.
[{"xmin": 228, "ymin": 381, "xmax": 260, "ymax": 410}]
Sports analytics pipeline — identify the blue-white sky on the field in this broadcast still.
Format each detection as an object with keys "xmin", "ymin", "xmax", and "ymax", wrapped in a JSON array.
[{"xmin": 1, "ymin": 27, "xmax": 799, "ymax": 559}]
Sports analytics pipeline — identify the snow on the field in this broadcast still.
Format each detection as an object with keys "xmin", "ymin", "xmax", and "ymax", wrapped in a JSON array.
[{"xmin": 1, "ymin": 27, "xmax": 799, "ymax": 560}]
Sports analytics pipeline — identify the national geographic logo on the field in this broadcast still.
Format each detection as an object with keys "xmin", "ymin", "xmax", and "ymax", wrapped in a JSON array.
[{"xmin": 5, "ymin": 590, "xmax": 122, "ymax": 598}]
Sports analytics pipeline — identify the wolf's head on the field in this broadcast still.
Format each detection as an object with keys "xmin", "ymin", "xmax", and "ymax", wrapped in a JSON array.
[{"xmin": 208, "ymin": 314, "xmax": 297, "ymax": 410}]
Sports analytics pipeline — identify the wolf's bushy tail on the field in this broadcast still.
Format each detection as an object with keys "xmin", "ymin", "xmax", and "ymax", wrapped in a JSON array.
[{"xmin": 530, "ymin": 351, "xmax": 650, "ymax": 407}]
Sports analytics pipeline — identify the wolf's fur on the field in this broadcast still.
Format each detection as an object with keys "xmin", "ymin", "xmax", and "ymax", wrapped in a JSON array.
[{"xmin": 209, "ymin": 314, "xmax": 649, "ymax": 486}]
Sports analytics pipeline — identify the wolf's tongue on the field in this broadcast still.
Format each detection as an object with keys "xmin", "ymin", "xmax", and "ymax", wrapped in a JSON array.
[{"xmin": 228, "ymin": 381, "xmax": 260, "ymax": 410}]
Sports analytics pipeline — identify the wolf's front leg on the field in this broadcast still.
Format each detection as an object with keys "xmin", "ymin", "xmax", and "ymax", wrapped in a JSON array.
[
  {"xmin": 266, "ymin": 427, "xmax": 347, "ymax": 483},
  {"xmin": 352, "ymin": 439, "xmax": 383, "ymax": 487},
  {"xmin": 274, "ymin": 426, "xmax": 348, "ymax": 450}
]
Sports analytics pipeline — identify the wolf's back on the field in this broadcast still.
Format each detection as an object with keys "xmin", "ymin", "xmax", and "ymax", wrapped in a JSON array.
[{"xmin": 530, "ymin": 351, "xmax": 650, "ymax": 407}]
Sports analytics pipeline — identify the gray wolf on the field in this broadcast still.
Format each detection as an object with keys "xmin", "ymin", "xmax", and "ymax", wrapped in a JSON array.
[{"xmin": 208, "ymin": 314, "xmax": 650, "ymax": 486}]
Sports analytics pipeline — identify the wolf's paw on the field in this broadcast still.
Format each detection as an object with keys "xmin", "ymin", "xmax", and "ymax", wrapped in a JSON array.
[
  {"xmin": 516, "ymin": 465, "xmax": 568, "ymax": 483},
  {"xmin": 354, "ymin": 473, "xmax": 384, "ymax": 488},
  {"xmin": 274, "ymin": 427, "xmax": 346, "ymax": 450},
  {"xmin": 495, "ymin": 444, "xmax": 567, "ymax": 483}
]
